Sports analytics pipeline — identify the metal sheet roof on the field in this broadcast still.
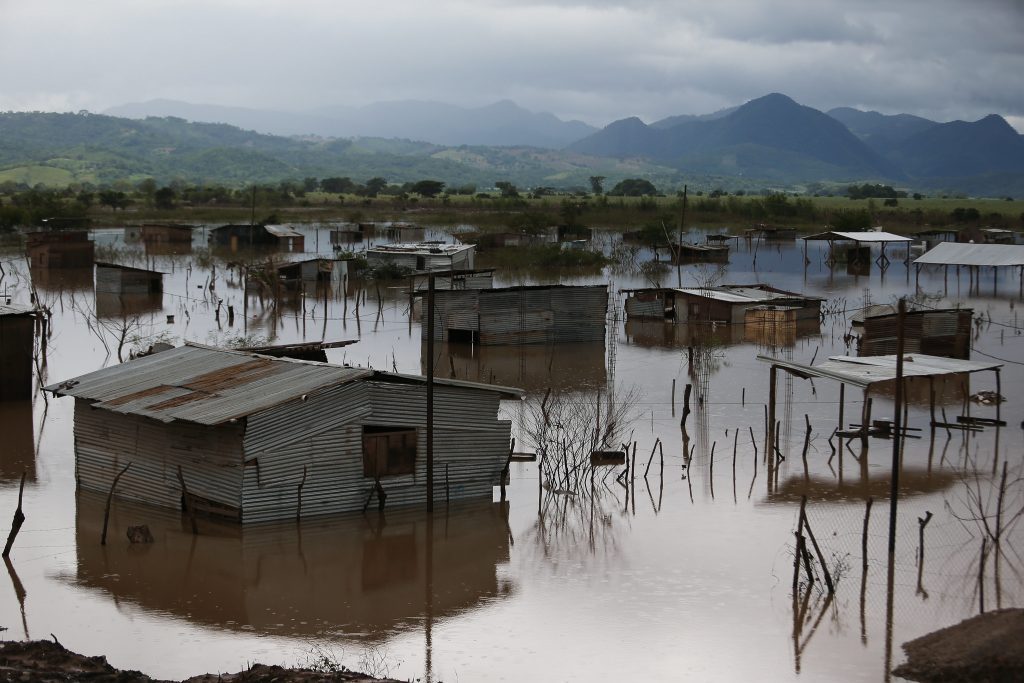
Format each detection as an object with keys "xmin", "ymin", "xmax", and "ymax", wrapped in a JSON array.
[
  {"xmin": 913, "ymin": 242, "xmax": 1024, "ymax": 267},
  {"xmin": 46, "ymin": 343, "xmax": 523, "ymax": 425},
  {"xmin": 803, "ymin": 230, "xmax": 911, "ymax": 243},
  {"xmin": 264, "ymin": 225, "xmax": 304, "ymax": 238},
  {"xmin": 369, "ymin": 243, "xmax": 474, "ymax": 255},
  {"xmin": 0, "ymin": 303, "xmax": 36, "ymax": 317},
  {"xmin": 758, "ymin": 353, "xmax": 1001, "ymax": 389},
  {"xmin": 673, "ymin": 285, "xmax": 820, "ymax": 304}
]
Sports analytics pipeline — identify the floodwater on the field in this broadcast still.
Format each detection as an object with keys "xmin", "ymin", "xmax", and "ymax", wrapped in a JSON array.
[{"xmin": 1, "ymin": 224, "xmax": 1021, "ymax": 681}]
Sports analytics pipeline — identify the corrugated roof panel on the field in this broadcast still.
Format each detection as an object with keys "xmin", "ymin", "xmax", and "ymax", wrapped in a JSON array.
[
  {"xmin": 46, "ymin": 345, "xmax": 372, "ymax": 425},
  {"xmin": 758, "ymin": 353, "xmax": 1001, "ymax": 388},
  {"xmin": 0, "ymin": 303, "xmax": 36, "ymax": 316},
  {"xmin": 264, "ymin": 225, "xmax": 304, "ymax": 238},
  {"xmin": 914, "ymin": 242, "xmax": 1024, "ymax": 267},
  {"xmin": 803, "ymin": 231, "xmax": 912, "ymax": 243}
]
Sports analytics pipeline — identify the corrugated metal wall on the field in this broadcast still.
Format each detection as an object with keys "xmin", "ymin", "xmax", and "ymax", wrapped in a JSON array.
[
  {"xmin": 74, "ymin": 399, "xmax": 245, "ymax": 513},
  {"xmin": 624, "ymin": 292, "xmax": 667, "ymax": 320},
  {"xmin": 425, "ymin": 286, "xmax": 607, "ymax": 345},
  {"xmin": 240, "ymin": 380, "xmax": 510, "ymax": 523}
]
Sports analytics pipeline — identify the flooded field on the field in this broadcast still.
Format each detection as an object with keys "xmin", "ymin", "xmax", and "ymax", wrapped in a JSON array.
[{"xmin": 1, "ymin": 223, "xmax": 1021, "ymax": 681}]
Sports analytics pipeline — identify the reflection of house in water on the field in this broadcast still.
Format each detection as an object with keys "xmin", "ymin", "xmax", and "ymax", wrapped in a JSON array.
[
  {"xmin": 624, "ymin": 317, "xmax": 820, "ymax": 350},
  {"xmin": 140, "ymin": 224, "xmax": 193, "ymax": 254},
  {"xmin": 624, "ymin": 285, "xmax": 821, "ymax": 324},
  {"xmin": 422, "ymin": 341, "xmax": 607, "ymax": 392},
  {"xmin": 47, "ymin": 344, "xmax": 522, "ymax": 523},
  {"xmin": 0, "ymin": 303, "xmax": 37, "ymax": 401},
  {"xmin": 855, "ymin": 308, "xmax": 973, "ymax": 359},
  {"xmin": 94, "ymin": 262, "xmax": 164, "ymax": 319},
  {"xmin": 424, "ymin": 285, "xmax": 608, "ymax": 345},
  {"xmin": 210, "ymin": 224, "xmax": 305, "ymax": 253},
  {"xmin": 0, "ymin": 401, "xmax": 35, "ymax": 482},
  {"xmin": 761, "ymin": 468, "xmax": 959, "ymax": 505},
  {"xmin": 26, "ymin": 231, "xmax": 95, "ymax": 268},
  {"xmin": 28, "ymin": 266, "xmax": 94, "ymax": 295},
  {"xmin": 383, "ymin": 223, "xmax": 426, "ymax": 242},
  {"xmin": 73, "ymin": 494, "xmax": 513, "ymax": 640},
  {"xmin": 368, "ymin": 243, "xmax": 476, "ymax": 272}
]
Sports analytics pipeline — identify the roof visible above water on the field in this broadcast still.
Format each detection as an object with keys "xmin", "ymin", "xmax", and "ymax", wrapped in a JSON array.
[
  {"xmin": 368, "ymin": 242, "xmax": 474, "ymax": 255},
  {"xmin": 0, "ymin": 303, "xmax": 36, "ymax": 317},
  {"xmin": 914, "ymin": 242, "xmax": 1024, "ymax": 267},
  {"xmin": 46, "ymin": 343, "xmax": 523, "ymax": 425},
  {"xmin": 758, "ymin": 353, "xmax": 1002, "ymax": 389},
  {"xmin": 803, "ymin": 230, "xmax": 912, "ymax": 243}
]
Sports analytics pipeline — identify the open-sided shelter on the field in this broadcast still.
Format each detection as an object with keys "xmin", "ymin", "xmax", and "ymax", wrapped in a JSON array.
[{"xmin": 47, "ymin": 344, "xmax": 523, "ymax": 523}]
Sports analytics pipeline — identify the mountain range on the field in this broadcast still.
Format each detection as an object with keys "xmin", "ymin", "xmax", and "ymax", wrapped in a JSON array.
[
  {"xmin": 2, "ymin": 93, "xmax": 1023, "ymax": 194},
  {"xmin": 104, "ymin": 99, "xmax": 597, "ymax": 149}
]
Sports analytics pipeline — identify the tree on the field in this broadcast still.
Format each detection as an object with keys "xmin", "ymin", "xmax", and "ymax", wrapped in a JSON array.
[
  {"xmin": 302, "ymin": 177, "xmax": 319, "ymax": 193},
  {"xmin": 363, "ymin": 177, "xmax": 388, "ymax": 198},
  {"xmin": 495, "ymin": 181, "xmax": 519, "ymax": 198},
  {"xmin": 608, "ymin": 178, "xmax": 657, "ymax": 196},
  {"xmin": 589, "ymin": 176, "xmax": 605, "ymax": 195},
  {"xmin": 98, "ymin": 190, "xmax": 130, "ymax": 211},
  {"xmin": 320, "ymin": 177, "xmax": 355, "ymax": 194},
  {"xmin": 153, "ymin": 186, "xmax": 176, "ymax": 210},
  {"xmin": 410, "ymin": 180, "xmax": 445, "ymax": 198}
]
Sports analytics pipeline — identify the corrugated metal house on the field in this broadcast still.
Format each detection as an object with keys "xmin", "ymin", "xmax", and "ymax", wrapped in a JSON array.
[
  {"xmin": 140, "ymin": 224, "xmax": 193, "ymax": 245},
  {"xmin": 423, "ymin": 284, "xmax": 608, "ymax": 345},
  {"xmin": 0, "ymin": 303, "xmax": 37, "ymax": 401},
  {"xmin": 856, "ymin": 308, "xmax": 973, "ymax": 359},
  {"xmin": 46, "ymin": 344, "xmax": 522, "ymax": 523},
  {"xmin": 367, "ymin": 243, "xmax": 476, "ymax": 272},
  {"xmin": 624, "ymin": 284, "xmax": 822, "ymax": 324},
  {"xmin": 95, "ymin": 262, "xmax": 164, "ymax": 296},
  {"xmin": 26, "ymin": 231, "xmax": 95, "ymax": 268},
  {"xmin": 275, "ymin": 257, "xmax": 349, "ymax": 288},
  {"xmin": 210, "ymin": 224, "xmax": 305, "ymax": 252}
]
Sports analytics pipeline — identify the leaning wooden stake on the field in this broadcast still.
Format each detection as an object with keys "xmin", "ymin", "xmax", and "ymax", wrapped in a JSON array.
[
  {"xmin": 798, "ymin": 496, "xmax": 834, "ymax": 594},
  {"xmin": 979, "ymin": 538, "xmax": 988, "ymax": 614},
  {"xmin": 2, "ymin": 473, "xmax": 27, "ymax": 558},
  {"xmin": 101, "ymin": 463, "xmax": 132, "ymax": 545},
  {"xmin": 862, "ymin": 497, "xmax": 874, "ymax": 571},
  {"xmin": 917, "ymin": 511, "xmax": 933, "ymax": 567},
  {"xmin": 176, "ymin": 465, "xmax": 198, "ymax": 535}
]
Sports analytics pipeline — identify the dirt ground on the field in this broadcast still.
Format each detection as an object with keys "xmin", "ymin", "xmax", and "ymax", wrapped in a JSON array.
[
  {"xmin": 0, "ymin": 639, "xmax": 402, "ymax": 683},
  {"xmin": 893, "ymin": 608, "xmax": 1024, "ymax": 682}
]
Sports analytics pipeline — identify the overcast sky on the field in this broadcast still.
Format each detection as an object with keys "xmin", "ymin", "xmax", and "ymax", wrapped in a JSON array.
[{"xmin": 2, "ymin": 0, "xmax": 1022, "ymax": 130}]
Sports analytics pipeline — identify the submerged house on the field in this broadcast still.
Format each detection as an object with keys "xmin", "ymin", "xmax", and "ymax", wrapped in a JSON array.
[
  {"xmin": 624, "ymin": 284, "xmax": 822, "ymax": 324},
  {"xmin": 46, "ymin": 344, "xmax": 522, "ymax": 523},
  {"xmin": 210, "ymin": 224, "xmax": 305, "ymax": 252},
  {"xmin": 95, "ymin": 262, "xmax": 164, "ymax": 296},
  {"xmin": 26, "ymin": 231, "xmax": 95, "ymax": 268},
  {"xmin": 855, "ymin": 307, "xmax": 973, "ymax": 359},
  {"xmin": 423, "ymin": 284, "xmax": 608, "ymax": 345},
  {"xmin": 0, "ymin": 303, "xmax": 37, "ymax": 401},
  {"xmin": 275, "ymin": 257, "xmax": 349, "ymax": 288},
  {"xmin": 367, "ymin": 243, "xmax": 476, "ymax": 272}
]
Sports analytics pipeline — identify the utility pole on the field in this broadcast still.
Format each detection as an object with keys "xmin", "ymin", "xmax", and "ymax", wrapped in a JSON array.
[
  {"xmin": 888, "ymin": 297, "xmax": 906, "ymax": 555},
  {"xmin": 677, "ymin": 184, "xmax": 687, "ymax": 287},
  {"xmin": 426, "ymin": 273, "xmax": 435, "ymax": 511}
]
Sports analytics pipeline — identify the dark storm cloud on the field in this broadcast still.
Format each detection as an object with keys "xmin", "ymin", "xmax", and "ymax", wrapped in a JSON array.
[{"xmin": 1, "ymin": 0, "xmax": 1021, "ymax": 129}]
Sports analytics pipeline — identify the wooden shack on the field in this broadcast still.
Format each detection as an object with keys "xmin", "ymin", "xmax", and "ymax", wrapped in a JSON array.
[
  {"xmin": 857, "ymin": 308, "xmax": 973, "ymax": 359},
  {"xmin": 423, "ymin": 284, "xmax": 608, "ymax": 345},
  {"xmin": 624, "ymin": 284, "xmax": 821, "ymax": 324},
  {"xmin": 383, "ymin": 223, "xmax": 426, "ymax": 242},
  {"xmin": 669, "ymin": 242, "xmax": 729, "ymax": 264},
  {"xmin": 140, "ymin": 224, "xmax": 193, "ymax": 249},
  {"xmin": 47, "ymin": 344, "xmax": 522, "ymax": 523},
  {"xmin": 95, "ymin": 262, "xmax": 164, "ymax": 296},
  {"xmin": 0, "ymin": 303, "xmax": 37, "ymax": 401},
  {"xmin": 210, "ymin": 224, "xmax": 305, "ymax": 252},
  {"xmin": 367, "ymin": 243, "xmax": 476, "ymax": 273},
  {"xmin": 26, "ymin": 231, "xmax": 95, "ymax": 268},
  {"xmin": 274, "ymin": 257, "xmax": 349, "ymax": 288}
]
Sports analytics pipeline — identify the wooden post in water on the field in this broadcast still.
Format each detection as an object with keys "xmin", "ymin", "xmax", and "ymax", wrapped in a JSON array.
[
  {"xmin": 888, "ymin": 297, "xmax": 906, "ymax": 556},
  {"xmin": 767, "ymin": 366, "xmax": 778, "ymax": 464}
]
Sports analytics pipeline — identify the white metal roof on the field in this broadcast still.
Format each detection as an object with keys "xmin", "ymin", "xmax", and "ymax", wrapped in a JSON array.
[
  {"xmin": 758, "ymin": 353, "xmax": 1001, "ymax": 389},
  {"xmin": 914, "ymin": 242, "xmax": 1024, "ymax": 267},
  {"xmin": 0, "ymin": 303, "xmax": 36, "ymax": 317},
  {"xmin": 803, "ymin": 230, "xmax": 911, "ymax": 243},
  {"xmin": 673, "ymin": 285, "xmax": 818, "ymax": 304},
  {"xmin": 369, "ymin": 243, "xmax": 474, "ymax": 255},
  {"xmin": 46, "ymin": 343, "xmax": 522, "ymax": 425},
  {"xmin": 264, "ymin": 225, "xmax": 304, "ymax": 238}
]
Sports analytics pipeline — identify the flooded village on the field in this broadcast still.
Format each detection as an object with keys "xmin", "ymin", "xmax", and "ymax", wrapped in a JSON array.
[{"xmin": 1, "ymin": 213, "xmax": 1023, "ymax": 682}]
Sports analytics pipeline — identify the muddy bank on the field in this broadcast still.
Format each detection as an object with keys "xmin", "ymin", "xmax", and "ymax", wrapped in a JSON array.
[
  {"xmin": 893, "ymin": 609, "xmax": 1024, "ymax": 682},
  {"xmin": 0, "ymin": 640, "xmax": 400, "ymax": 682}
]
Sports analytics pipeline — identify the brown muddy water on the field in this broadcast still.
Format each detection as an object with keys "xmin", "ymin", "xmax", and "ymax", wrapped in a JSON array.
[{"xmin": 1, "ymin": 224, "xmax": 1021, "ymax": 681}]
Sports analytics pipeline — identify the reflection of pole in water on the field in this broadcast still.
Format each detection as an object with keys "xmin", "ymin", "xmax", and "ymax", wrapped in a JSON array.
[{"xmin": 424, "ymin": 512, "xmax": 434, "ymax": 683}]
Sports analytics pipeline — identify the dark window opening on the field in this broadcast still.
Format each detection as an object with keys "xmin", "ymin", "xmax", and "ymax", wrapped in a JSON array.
[
  {"xmin": 416, "ymin": 256, "xmax": 426, "ymax": 270},
  {"xmin": 363, "ymin": 426, "xmax": 417, "ymax": 477},
  {"xmin": 447, "ymin": 328, "xmax": 479, "ymax": 344}
]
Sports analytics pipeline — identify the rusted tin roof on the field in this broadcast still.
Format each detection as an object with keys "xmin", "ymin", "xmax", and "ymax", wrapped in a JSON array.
[{"xmin": 46, "ymin": 343, "xmax": 523, "ymax": 425}]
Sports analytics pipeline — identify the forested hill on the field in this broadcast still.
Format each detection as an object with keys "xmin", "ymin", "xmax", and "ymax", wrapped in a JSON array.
[{"xmin": 0, "ymin": 111, "xmax": 675, "ymax": 189}]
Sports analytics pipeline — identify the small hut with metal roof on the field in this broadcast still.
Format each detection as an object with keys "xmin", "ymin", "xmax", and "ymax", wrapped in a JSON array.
[
  {"xmin": 210, "ymin": 224, "xmax": 305, "ymax": 252},
  {"xmin": 0, "ymin": 303, "xmax": 37, "ymax": 401},
  {"xmin": 47, "ymin": 344, "xmax": 522, "ymax": 523},
  {"xmin": 623, "ymin": 284, "xmax": 822, "ymax": 325}
]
